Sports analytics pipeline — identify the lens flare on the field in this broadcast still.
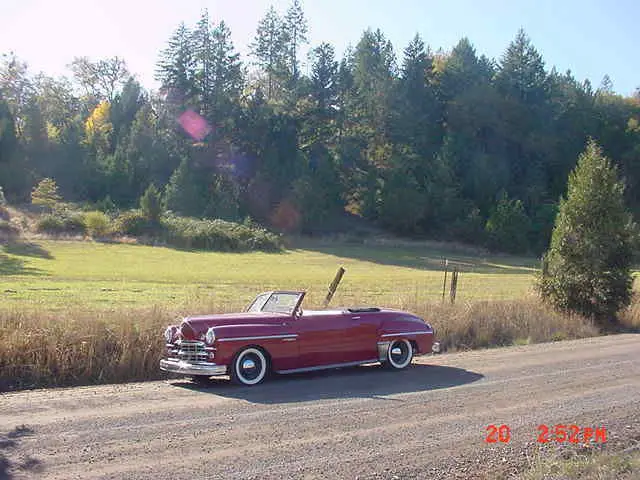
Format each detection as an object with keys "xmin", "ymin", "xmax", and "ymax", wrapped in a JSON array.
[{"xmin": 178, "ymin": 109, "xmax": 211, "ymax": 141}]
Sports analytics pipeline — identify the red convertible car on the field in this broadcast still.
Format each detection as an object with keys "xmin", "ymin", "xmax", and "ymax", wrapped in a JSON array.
[{"xmin": 160, "ymin": 291, "xmax": 438, "ymax": 386}]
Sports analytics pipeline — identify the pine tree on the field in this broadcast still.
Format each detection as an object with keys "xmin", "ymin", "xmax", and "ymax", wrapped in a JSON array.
[
  {"xmin": 155, "ymin": 22, "xmax": 196, "ymax": 108},
  {"xmin": 210, "ymin": 20, "xmax": 243, "ymax": 122},
  {"xmin": 351, "ymin": 28, "xmax": 396, "ymax": 148},
  {"xmin": 284, "ymin": 0, "xmax": 308, "ymax": 81},
  {"xmin": 394, "ymin": 34, "xmax": 440, "ymax": 157},
  {"xmin": 192, "ymin": 10, "xmax": 214, "ymax": 118},
  {"xmin": 495, "ymin": 29, "xmax": 548, "ymax": 105},
  {"xmin": 537, "ymin": 140, "xmax": 636, "ymax": 325},
  {"xmin": 0, "ymin": 94, "xmax": 17, "ymax": 164},
  {"xmin": 309, "ymin": 42, "xmax": 338, "ymax": 117},
  {"xmin": 494, "ymin": 29, "xmax": 552, "ymax": 206},
  {"xmin": 164, "ymin": 157, "xmax": 207, "ymax": 217},
  {"xmin": 437, "ymin": 38, "xmax": 493, "ymax": 103},
  {"xmin": 251, "ymin": 6, "xmax": 289, "ymax": 101},
  {"xmin": 140, "ymin": 183, "xmax": 162, "ymax": 222},
  {"xmin": 484, "ymin": 192, "xmax": 531, "ymax": 253}
]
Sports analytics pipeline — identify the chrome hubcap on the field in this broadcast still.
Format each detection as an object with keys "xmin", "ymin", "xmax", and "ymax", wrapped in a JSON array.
[
  {"xmin": 242, "ymin": 359, "xmax": 256, "ymax": 370},
  {"xmin": 237, "ymin": 350, "xmax": 265, "ymax": 383},
  {"xmin": 389, "ymin": 340, "xmax": 411, "ymax": 367}
]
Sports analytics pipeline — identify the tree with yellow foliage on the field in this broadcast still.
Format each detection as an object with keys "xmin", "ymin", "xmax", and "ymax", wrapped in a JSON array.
[{"xmin": 84, "ymin": 101, "xmax": 112, "ymax": 154}]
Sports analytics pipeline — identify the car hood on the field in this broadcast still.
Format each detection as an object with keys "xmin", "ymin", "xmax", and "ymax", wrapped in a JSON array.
[{"xmin": 180, "ymin": 312, "xmax": 288, "ymax": 339}]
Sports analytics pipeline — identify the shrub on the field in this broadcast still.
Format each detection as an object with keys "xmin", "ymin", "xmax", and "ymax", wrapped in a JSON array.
[
  {"xmin": 35, "ymin": 212, "xmax": 86, "ymax": 235},
  {"xmin": 537, "ymin": 140, "xmax": 635, "ymax": 325},
  {"xmin": 31, "ymin": 178, "xmax": 62, "ymax": 211},
  {"xmin": 161, "ymin": 215, "xmax": 282, "ymax": 252},
  {"xmin": 94, "ymin": 195, "xmax": 118, "ymax": 215},
  {"xmin": 114, "ymin": 210, "xmax": 156, "ymax": 236},
  {"xmin": 140, "ymin": 184, "xmax": 162, "ymax": 222},
  {"xmin": 83, "ymin": 211, "xmax": 112, "ymax": 238}
]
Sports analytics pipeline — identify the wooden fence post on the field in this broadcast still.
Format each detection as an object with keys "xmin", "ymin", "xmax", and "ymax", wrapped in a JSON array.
[
  {"xmin": 442, "ymin": 258, "xmax": 448, "ymax": 303},
  {"xmin": 324, "ymin": 266, "xmax": 346, "ymax": 307},
  {"xmin": 450, "ymin": 267, "xmax": 459, "ymax": 304}
]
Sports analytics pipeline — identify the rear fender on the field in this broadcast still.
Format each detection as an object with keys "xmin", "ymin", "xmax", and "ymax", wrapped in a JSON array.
[{"xmin": 378, "ymin": 319, "xmax": 434, "ymax": 356}]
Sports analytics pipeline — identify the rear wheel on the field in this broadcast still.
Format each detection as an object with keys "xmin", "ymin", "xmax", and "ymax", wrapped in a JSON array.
[
  {"xmin": 384, "ymin": 339, "xmax": 413, "ymax": 370},
  {"xmin": 231, "ymin": 347, "xmax": 269, "ymax": 386}
]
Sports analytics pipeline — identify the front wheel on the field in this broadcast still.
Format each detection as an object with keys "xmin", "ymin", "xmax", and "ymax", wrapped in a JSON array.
[
  {"xmin": 231, "ymin": 347, "xmax": 269, "ymax": 386},
  {"xmin": 383, "ymin": 339, "xmax": 413, "ymax": 370}
]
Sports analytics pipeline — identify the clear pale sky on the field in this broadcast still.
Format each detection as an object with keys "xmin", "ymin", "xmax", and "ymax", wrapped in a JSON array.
[{"xmin": 1, "ymin": 0, "xmax": 637, "ymax": 96}]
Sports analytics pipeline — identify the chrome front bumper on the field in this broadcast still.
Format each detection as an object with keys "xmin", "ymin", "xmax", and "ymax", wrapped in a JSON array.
[{"xmin": 160, "ymin": 358, "xmax": 227, "ymax": 376}]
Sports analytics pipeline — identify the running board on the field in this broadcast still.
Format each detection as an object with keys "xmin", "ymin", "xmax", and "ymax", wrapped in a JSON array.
[{"xmin": 275, "ymin": 359, "xmax": 379, "ymax": 375}]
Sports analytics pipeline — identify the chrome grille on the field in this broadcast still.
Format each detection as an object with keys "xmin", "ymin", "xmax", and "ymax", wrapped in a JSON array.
[{"xmin": 177, "ymin": 340, "xmax": 208, "ymax": 363}]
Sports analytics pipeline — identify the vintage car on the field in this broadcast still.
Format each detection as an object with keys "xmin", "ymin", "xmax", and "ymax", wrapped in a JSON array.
[{"xmin": 160, "ymin": 291, "xmax": 438, "ymax": 386}]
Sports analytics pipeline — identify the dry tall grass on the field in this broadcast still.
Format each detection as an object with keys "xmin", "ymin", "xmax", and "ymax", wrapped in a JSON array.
[
  {"xmin": 619, "ymin": 302, "xmax": 640, "ymax": 330},
  {"xmin": 421, "ymin": 300, "xmax": 600, "ymax": 351},
  {"xmin": 0, "ymin": 298, "xmax": 604, "ymax": 391},
  {"xmin": 0, "ymin": 307, "xmax": 168, "ymax": 391}
]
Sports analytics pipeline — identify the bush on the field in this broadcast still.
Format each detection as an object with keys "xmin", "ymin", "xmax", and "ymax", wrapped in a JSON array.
[
  {"xmin": 161, "ymin": 215, "xmax": 282, "ymax": 252},
  {"xmin": 114, "ymin": 210, "xmax": 157, "ymax": 236},
  {"xmin": 140, "ymin": 184, "xmax": 162, "ymax": 222},
  {"xmin": 35, "ymin": 212, "xmax": 86, "ymax": 235},
  {"xmin": 537, "ymin": 140, "xmax": 635, "ymax": 325},
  {"xmin": 94, "ymin": 195, "xmax": 118, "ymax": 215},
  {"xmin": 83, "ymin": 211, "xmax": 112, "ymax": 238},
  {"xmin": 31, "ymin": 178, "xmax": 62, "ymax": 211}
]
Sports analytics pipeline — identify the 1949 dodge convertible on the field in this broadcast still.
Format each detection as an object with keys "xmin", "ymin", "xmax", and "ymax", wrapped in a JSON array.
[{"xmin": 160, "ymin": 291, "xmax": 438, "ymax": 385}]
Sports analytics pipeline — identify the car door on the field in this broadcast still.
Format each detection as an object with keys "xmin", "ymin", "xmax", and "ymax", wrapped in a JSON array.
[
  {"xmin": 342, "ymin": 311, "xmax": 379, "ymax": 362},
  {"xmin": 294, "ymin": 311, "xmax": 377, "ymax": 368}
]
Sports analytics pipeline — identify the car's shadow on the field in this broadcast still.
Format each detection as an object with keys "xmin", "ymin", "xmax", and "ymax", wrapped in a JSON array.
[
  {"xmin": 171, "ymin": 363, "xmax": 483, "ymax": 404},
  {"xmin": 0, "ymin": 425, "xmax": 42, "ymax": 480}
]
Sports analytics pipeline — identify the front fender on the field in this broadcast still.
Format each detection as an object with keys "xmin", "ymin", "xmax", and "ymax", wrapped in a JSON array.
[{"xmin": 213, "ymin": 324, "xmax": 299, "ymax": 369}]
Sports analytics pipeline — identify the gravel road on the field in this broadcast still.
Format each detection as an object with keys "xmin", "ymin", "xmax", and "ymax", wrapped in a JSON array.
[{"xmin": 1, "ymin": 334, "xmax": 639, "ymax": 479}]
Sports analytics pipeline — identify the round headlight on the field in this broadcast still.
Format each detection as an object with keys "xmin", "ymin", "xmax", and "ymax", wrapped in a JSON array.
[
  {"xmin": 205, "ymin": 327, "xmax": 216, "ymax": 345},
  {"xmin": 164, "ymin": 326, "xmax": 174, "ymax": 343}
]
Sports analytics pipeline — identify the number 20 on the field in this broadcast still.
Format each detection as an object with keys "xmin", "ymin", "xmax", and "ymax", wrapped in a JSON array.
[{"xmin": 486, "ymin": 424, "xmax": 511, "ymax": 443}]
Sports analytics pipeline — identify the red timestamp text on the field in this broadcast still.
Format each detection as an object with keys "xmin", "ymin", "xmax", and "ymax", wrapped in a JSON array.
[
  {"xmin": 485, "ymin": 424, "xmax": 607, "ymax": 444},
  {"xmin": 537, "ymin": 424, "xmax": 607, "ymax": 444}
]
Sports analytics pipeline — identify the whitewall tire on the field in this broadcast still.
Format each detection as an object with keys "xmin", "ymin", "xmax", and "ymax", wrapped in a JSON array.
[
  {"xmin": 385, "ymin": 339, "xmax": 413, "ymax": 370},
  {"xmin": 231, "ymin": 347, "xmax": 268, "ymax": 386}
]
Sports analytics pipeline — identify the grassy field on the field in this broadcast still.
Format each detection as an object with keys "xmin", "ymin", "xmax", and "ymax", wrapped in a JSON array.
[
  {"xmin": 0, "ymin": 237, "xmax": 622, "ymax": 390},
  {"xmin": 0, "ymin": 238, "xmax": 539, "ymax": 312}
]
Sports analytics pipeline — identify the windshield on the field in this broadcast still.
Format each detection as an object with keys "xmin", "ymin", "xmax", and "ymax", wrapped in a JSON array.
[{"xmin": 246, "ymin": 292, "xmax": 303, "ymax": 315}]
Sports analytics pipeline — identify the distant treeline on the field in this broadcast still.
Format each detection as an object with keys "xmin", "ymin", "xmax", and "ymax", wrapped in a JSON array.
[{"xmin": 1, "ymin": 1, "xmax": 639, "ymax": 254}]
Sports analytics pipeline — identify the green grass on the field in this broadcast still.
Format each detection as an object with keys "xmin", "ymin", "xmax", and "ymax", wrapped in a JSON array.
[
  {"xmin": 0, "ymin": 239, "xmax": 539, "ymax": 312},
  {"xmin": 521, "ymin": 449, "xmax": 640, "ymax": 480},
  {"xmin": 1, "ymin": 238, "xmax": 603, "ymax": 391}
]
